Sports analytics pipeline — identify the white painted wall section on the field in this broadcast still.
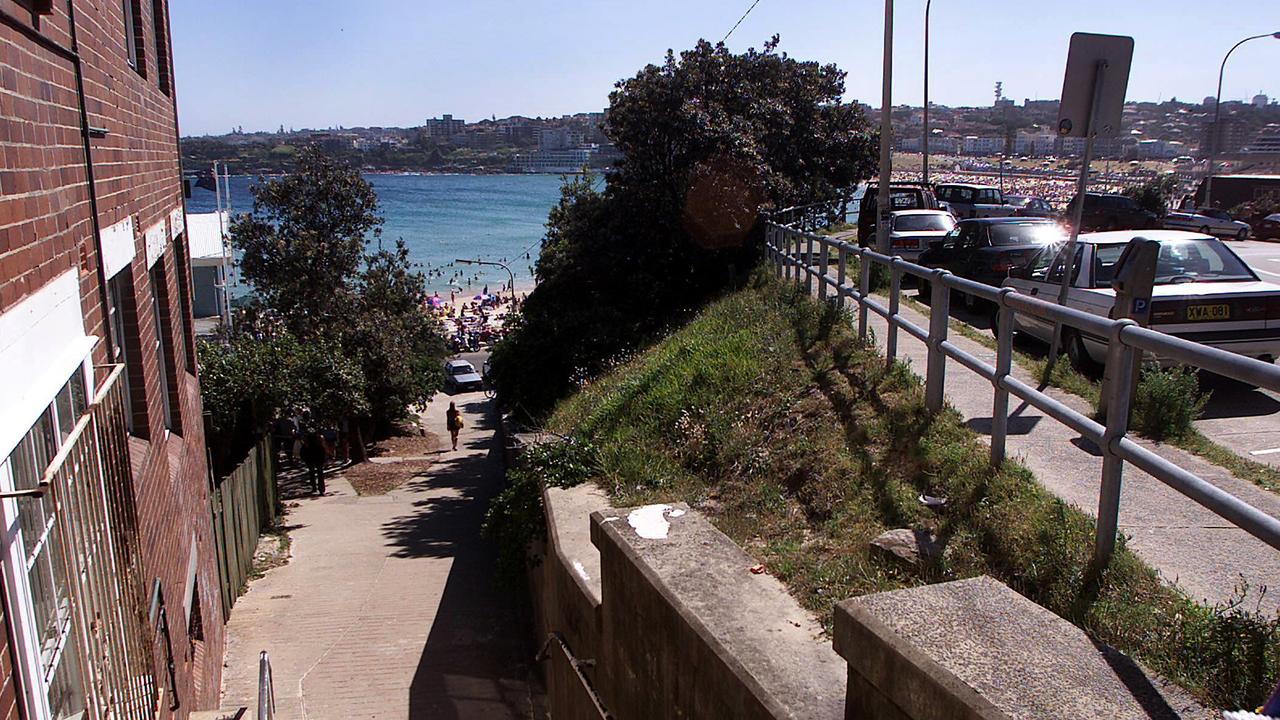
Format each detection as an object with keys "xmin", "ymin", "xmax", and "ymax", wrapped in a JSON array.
[
  {"xmin": 100, "ymin": 216, "xmax": 135, "ymax": 279},
  {"xmin": 0, "ymin": 270, "xmax": 96, "ymax": 460}
]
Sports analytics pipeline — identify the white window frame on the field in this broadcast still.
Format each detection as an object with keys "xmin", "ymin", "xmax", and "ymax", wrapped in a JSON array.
[{"xmin": 0, "ymin": 360, "xmax": 91, "ymax": 720}]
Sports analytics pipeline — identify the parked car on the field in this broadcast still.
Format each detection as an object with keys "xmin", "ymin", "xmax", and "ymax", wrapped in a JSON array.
[
  {"xmin": 1004, "ymin": 195, "xmax": 1055, "ymax": 218},
  {"xmin": 1002, "ymin": 230, "xmax": 1280, "ymax": 371},
  {"xmin": 934, "ymin": 183, "xmax": 1017, "ymax": 219},
  {"xmin": 443, "ymin": 359, "xmax": 484, "ymax": 392},
  {"xmin": 1256, "ymin": 213, "xmax": 1280, "ymax": 240},
  {"xmin": 857, "ymin": 183, "xmax": 940, "ymax": 246},
  {"xmin": 1063, "ymin": 192, "xmax": 1159, "ymax": 232},
  {"xmin": 916, "ymin": 218, "xmax": 1066, "ymax": 310},
  {"xmin": 887, "ymin": 210, "xmax": 956, "ymax": 261},
  {"xmin": 1163, "ymin": 207, "xmax": 1251, "ymax": 240}
]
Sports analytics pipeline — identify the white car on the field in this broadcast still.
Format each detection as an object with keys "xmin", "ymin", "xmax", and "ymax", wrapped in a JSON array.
[
  {"xmin": 1163, "ymin": 208, "xmax": 1251, "ymax": 240},
  {"xmin": 1003, "ymin": 230, "xmax": 1280, "ymax": 370},
  {"xmin": 888, "ymin": 210, "xmax": 956, "ymax": 261},
  {"xmin": 443, "ymin": 359, "xmax": 484, "ymax": 393}
]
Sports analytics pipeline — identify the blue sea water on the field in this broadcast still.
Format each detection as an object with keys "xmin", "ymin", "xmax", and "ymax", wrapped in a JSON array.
[{"xmin": 185, "ymin": 173, "xmax": 567, "ymax": 294}]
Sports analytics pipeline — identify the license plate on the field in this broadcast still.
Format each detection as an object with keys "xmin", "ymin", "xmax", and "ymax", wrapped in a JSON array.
[{"xmin": 1187, "ymin": 304, "xmax": 1230, "ymax": 321}]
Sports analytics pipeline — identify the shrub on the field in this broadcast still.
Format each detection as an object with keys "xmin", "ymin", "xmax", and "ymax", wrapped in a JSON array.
[
  {"xmin": 1131, "ymin": 364, "xmax": 1210, "ymax": 440},
  {"xmin": 482, "ymin": 437, "xmax": 600, "ymax": 586}
]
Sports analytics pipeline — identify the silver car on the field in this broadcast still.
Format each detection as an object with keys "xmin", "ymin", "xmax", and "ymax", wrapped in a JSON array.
[
  {"xmin": 1003, "ymin": 230, "xmax": 1280, "ymax": 369},
  {"xmin": 888, "ymin": 210, "xmax": 956, "ymax": 261},
  {"xmin": 1163, "ymin": 208, "xmax": 1251, "ymax": 240},
  {"xmin": 444, "ymin": 359, "xmax": 484, "ymax": 392}
]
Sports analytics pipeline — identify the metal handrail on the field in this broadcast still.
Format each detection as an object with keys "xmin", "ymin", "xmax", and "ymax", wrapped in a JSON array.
[
  {"xmin": 764, "ymin": 212, "xmax": 1280, "ymax": 569},
  {"xmin": 258, "ymin": 651, "xmax": 275, "ymax": 720}
]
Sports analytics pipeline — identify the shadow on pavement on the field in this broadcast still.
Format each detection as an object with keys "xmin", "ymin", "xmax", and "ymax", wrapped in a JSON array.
[{"xmin": 379, "ymin": 398, "xmax": 544, "ymax": 718}]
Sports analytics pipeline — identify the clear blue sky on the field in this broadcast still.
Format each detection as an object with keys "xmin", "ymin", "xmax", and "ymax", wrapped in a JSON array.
[{"xmin": 171, "ymin": 0, "xmax": 1279, "ymax": 136}]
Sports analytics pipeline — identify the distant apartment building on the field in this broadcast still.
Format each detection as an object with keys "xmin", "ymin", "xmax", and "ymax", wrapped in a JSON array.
[
  {"xmin": 508, "ymin": 148, "xmax": 594, "ymax": 173},
  {"xmin": 962, "ymin": 136, "xmax": 1005, "ymax": 155},
  {"xmin": 536, "ymin": 127, "xmax": 585, "ymax": 152},
  {"xmin": 0, "ymin": 2, "xmax": 224, "ymax": 719},
  {"xmin": 1203, "ymin": 116, "xmax": 1250, "ymax": 154},
  {"xmin": 1013, "ymin": 132, "xmax": 1057, "ymax": 157},
  {"xmin": 423, "ymin": 113, "xmax": 465, "ymax": 138}
]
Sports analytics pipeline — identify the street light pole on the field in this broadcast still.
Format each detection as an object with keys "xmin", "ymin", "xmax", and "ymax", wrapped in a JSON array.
[
  {"xmin": 1205, "ymin": 31, "xmax": 1280, "ymax": 208},
  {"xmin": 922, "ymin": 0, "xmax": 932, "ymax": 186},
  {"xmin": 875, "ymin": 0, "xmax": 894, "ymax": 254},
  {"xmin": 455, "ymin": 258, "xmax": 516, "ymax": 305}
]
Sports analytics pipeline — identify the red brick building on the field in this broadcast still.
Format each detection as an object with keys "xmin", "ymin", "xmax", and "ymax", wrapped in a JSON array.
[{"xmin": 0, "ymin": 1, "xmax": 224, "ymax": 718}]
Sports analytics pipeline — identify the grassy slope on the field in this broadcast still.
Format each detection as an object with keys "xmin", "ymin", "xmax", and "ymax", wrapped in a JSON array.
[{"xmin": 546, "ymin": 273, "xmax": 1279, "ymax": 708}]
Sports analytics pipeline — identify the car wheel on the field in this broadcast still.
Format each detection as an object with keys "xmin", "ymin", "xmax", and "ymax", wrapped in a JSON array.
[
  {"xmin": 1103, "ymin": 217, "xmax": 1119, "ymax": 231},
  {"xmin": 917, "ymin": 279, "xmax": 931, "ymax": 303},
  {"xmin": 1236, "ymin": 227, "xmax": 1249, "ymax": 241},
  {"xmin": 1198, "ymin": 225, "xmax": 1211, "ymax": 235},
  {"xmin": 1064, "ymin": 329, "xmax": 1101, "ymax": 375}
]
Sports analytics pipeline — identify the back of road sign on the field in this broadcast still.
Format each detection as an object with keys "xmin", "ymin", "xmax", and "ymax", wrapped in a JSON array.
[{"xmin": 1057, "ymin": 32, "xmax": 1133, "ymax": 138}]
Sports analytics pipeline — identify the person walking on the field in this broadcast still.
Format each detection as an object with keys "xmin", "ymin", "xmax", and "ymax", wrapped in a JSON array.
[
  {"xmin": 300, "ymin": 430, "xmax": 328, "ymax": 495},
  {"xmin": 446, "ymin": 402, "xmax": 464, "ymax": 451}
]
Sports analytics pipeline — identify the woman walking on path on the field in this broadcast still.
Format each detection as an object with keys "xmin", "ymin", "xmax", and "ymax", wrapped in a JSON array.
[{"xmin": 446, "ymin": 402, "xmax": 464, "ymax": 451}]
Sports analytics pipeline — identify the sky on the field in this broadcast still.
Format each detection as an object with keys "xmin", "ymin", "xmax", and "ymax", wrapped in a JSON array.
[{"xmin": 170, "ymin": 0, "xmax": 1280, "ymax": 137}]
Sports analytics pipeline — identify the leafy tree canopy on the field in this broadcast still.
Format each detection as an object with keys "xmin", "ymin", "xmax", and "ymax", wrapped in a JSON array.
[
  {"xmin": 491, "ymin": 38, "xmax": 877, "ymax": 417},
  {"xmin": 207, "ymin": 147, "xmax": 445, "ymax": 461}
]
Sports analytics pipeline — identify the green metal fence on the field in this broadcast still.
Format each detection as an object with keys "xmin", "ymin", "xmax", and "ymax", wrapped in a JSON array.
[{"xmin": 210, "ymin": 435, "xmax": 277, "ymax": 619}]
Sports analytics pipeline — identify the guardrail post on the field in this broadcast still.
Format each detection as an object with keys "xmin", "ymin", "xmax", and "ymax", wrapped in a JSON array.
[
  {"xmin": 925, "ymin": 271, "xmax": 951, "ymax": 413},
  {"xmin": 773, "ymin": 226, "xmax": 783, "ymax": 277},
  {"xmin": 805, "ymin": 234, "xmax": 815, "ymax": 295},
  {"xmin": 990, "ymin": 289, "xmax": 1015, "ymax": 467},
  {"xmin": 818, "ymin": 238, "xmax": 830, "ymax": 301},
  {"xmin": 887, "ymin": 257, "xmax": 901, "ymax": 367},
  {"xmin": 1093, "ymin": 319, "xmax": 1139, "ymax": 571},
  {"xmin": 778, "ymin": 230, "xmax": 788, "ymax": 284},
  {"xmin": 858, "ymin": 252, "xmax": 871, "ymax": 341},
  {"xmin": 836, "ymin": 244, "xmax": 848, "ymax": 311}
]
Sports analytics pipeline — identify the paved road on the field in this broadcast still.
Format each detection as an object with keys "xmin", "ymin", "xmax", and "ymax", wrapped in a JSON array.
[{"xmin": 219, "ymin": 387, "xmax": 542, "ymax": 719}]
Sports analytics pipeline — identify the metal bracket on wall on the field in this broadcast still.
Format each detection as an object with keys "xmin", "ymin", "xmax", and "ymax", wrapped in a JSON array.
[
  {"xmin": 0, "ymin": 482, "xmax": 49, "ymax": 499},
  {"xmin": 537, "ymin": 632, "xmax": 612, "ymax": 719}
]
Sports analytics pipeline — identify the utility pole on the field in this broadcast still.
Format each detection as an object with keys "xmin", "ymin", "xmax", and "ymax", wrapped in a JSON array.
[
  {"xmin": 875, "ymin": 0, "xmax": 894, "ymax": 255},
  {"xmin": 922, "ymin": 0, "xmax": 932, "ymax": 186},
  {"xmin": 1205, "ymin": 32, "xmax": 1279, "ymax": 208}
]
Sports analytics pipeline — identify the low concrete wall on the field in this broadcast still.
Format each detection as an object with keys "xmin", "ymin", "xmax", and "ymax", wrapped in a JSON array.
[
  {"xmin": 534, "ymin": 489, "xmax": 845, "ymax": 719},
  {"xmin": 834, "ymin": 576, "xmax": 1211, "ymax": 720}
]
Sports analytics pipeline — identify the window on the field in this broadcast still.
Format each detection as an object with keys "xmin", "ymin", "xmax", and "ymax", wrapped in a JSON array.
[
  {"xmin": 123, "ymin": 0, "xmax": 145, "ymax": 77},
  {"xmin": 172, "ymin": 235, "xmax": 197, "ymax": 372},
  {"xmin": 151, "ymin": 0, "xmax": 171, "ymax": 95},
  {"xmin": 1046, "ymin": 245, "xmax": 1085, "ymax": 285},
  {"xmin": 107, "ymin": 272, "xmax": 146, "ymax": 436},
  {"xmin": 893, "ymin": 214, "xmax": 954, "ymax": 233},
  {"xmin": 989, "ymin": 223, "xmax": 1067, "ymax": 247},
  {"xmin": 149, "ymin": 266, "xmax": 181, "ymax": 433},
  {"xmin": 0, "ymin": 371, "xmax": 90, "ymax": 720},
  {"xmin": 1092, "ymin": 239, "xmax": 1257, "ymax": 288}
]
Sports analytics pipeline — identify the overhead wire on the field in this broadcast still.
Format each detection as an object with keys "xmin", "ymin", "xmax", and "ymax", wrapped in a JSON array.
[{"xmin": 722, "ymin": 0, "xmax": 763, "ymax": 43}]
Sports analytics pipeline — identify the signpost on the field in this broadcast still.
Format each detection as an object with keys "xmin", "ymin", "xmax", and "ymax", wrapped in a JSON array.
[{"xmin": 1048, "ymin": 32, "xmax": 1134, "ymax": 362}]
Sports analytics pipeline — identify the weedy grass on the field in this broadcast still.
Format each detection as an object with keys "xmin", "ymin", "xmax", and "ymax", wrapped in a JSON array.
[{"xmin": 538, "ymin": 271, "xmax": 1280, "ymax": 708}]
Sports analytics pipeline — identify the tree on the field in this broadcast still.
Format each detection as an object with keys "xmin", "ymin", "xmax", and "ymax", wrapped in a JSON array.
[
  {"xmin": 230, "ymin": 146, "xmax": 382, "ymax": 339},
  {"xmin": 1122, "ymin": 175, "xmax": 1180, "ymax": 216},
  {"xmin": 209, "ymin": 148, "xmax": 446, "ymax": 459},
  {"xmin": 491, "ymin": 38, "xmax": 877, "ymax": 417}
]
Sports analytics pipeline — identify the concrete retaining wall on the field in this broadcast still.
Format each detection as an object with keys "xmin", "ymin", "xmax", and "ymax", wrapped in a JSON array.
[{"xmin": 534, "ymin": 490, "xmax": 845, "ymax": 719}]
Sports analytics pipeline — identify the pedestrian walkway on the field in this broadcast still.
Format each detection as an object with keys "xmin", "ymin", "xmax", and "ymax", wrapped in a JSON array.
[
  {"xmin": 850, "ymin": 287, "xmax": 1280, "ymax": 614},
  {"xmin": 219, "ymin": 393, "xmax": 542, "ymax": 719}
]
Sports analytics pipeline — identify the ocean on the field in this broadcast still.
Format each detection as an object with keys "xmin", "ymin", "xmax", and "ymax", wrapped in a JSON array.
[{"xmin": 184, "ymin": 173, "xmax": 568, "ymax": 295}]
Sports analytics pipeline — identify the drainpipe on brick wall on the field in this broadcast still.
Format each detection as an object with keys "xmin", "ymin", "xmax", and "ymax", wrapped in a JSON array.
[{"xmin": 0, "ymin": 2, "xmax": 116, "ymax": 363}]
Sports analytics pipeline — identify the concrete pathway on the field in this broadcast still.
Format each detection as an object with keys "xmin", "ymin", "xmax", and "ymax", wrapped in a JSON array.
[{"xmin": 219, "ymin": 390, "xmax": 541, "ymax": 719}]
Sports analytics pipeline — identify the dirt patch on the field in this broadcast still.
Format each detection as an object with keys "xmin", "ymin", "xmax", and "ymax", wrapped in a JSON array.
[
  {"xmin": 367, "ymin": 421, "xmax": 442, "ymax": 459},
  {"xmin": 343, "ymin": 459, "xmax": 435, "ymax": 495},
  {"xmin": 248, "ymin": 528, "xmax": 292, "ymax": 580}
]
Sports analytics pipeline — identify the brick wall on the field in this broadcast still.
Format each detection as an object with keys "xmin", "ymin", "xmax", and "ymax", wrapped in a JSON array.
[{"xmin": 0, "ymin": 0, "xmax": 225, "ymax": 717}]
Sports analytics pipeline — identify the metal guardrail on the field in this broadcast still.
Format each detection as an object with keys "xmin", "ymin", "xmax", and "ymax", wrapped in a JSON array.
[
  {"xmin": 764, "ymin": 208, "xmax": 1280, "ymax": 569},
  {"xmin": 258, "ymin": 651, "xmax": 276, "ymax": 720}
]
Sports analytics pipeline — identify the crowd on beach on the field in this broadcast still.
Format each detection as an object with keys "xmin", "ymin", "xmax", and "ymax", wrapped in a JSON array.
[{"xmin": 425, "ymin": 287, "xmax": 524, "ymax": 352}]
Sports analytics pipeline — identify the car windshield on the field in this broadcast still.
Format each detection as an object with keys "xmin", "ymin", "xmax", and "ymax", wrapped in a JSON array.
[
  {"xmin": 942, "ymin": 187, "xmax": 975, "ymax": 202},
  {"xmin": 1092, "ymin": 239, "xmax": 1257, "ymax": 287},
  {"xmin": 989, "ymin": 223, "xmax": 1065, "ymax": 246},
  {"xmin": 1005, "ymin": 196, "xmax": 1030, "ymax": 207},
  {"xmin": 889, "ymin": 191, "xmax": 923, "ymax": 210},
  {"xmin": 451, "ymin": 364, "xmax": 475, "ymax": 375},
  {"xmin": 894, "ymin": 214, "xmax": 954, "ymax": 232}
]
